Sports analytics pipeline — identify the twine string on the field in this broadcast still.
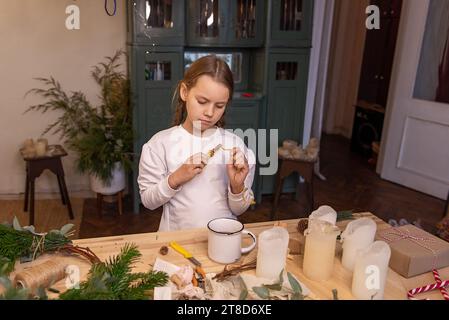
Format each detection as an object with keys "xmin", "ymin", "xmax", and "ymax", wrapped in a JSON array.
[
  {"xmin": 30, "ymin": 233, "xmax": 47, "ymax": 261},
  {"xmin": 378, "ymin": 227, "xmax": 438, "ymax": 269},
  {"xmin": 14, "ymin": 260, "xmax": 67, "ymax": 296},
  {"xmin": 379, "ymin": 227, "xmax": 449, "ymax": 300}
]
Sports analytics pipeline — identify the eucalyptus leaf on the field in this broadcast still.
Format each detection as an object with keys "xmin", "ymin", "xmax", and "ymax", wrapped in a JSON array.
[
  {"xmin": 336, "ymin": 210, "xmax": 354, "ymax": 221},
  {"xmin": 35, "ymin": 287, "xmax": 48, "ymax": 300},
  {"xmin": 287, "ymin": 272, "xmax": 302, "ymax": 294},
  {"xmin": 60, "ymin": 223, "xmax": 74, "ymax": 236},
  {"xmin": 263, "ymin": 283, "xmax": 282, "ymax": 291},
  {"xmin": 238, "ymin": 275, "xmax": 247, "ymax": 290},
  {"xmin": 12, "ymin": 217, "xmax": 22, "ymax": 231},
  {"xmin": 239, "ymin": 289, "xmax": 248, "ymax": 300},
  {"xmin": 291, "ymin": 292, "xmax": 304, "ymax": 300},
  {"xmin": 0, "ymin": 277, "xmax": 12, "ymax": 289},
  {"xmin": 279, "ymin": 270, "xmax": 284, "ymax": 284},
  {"xmin": 22, "ymin": 226, "xmax": 35, "ymax": 234},
  {"xmin": 252, "ymin": 286, "xmax": 270, "ymax": 299}
]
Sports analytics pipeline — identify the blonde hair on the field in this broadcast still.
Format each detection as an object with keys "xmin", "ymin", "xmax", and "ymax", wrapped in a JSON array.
[{"xmin": 172, "ymin": 55, "xmax": 234, "ymax": 127}]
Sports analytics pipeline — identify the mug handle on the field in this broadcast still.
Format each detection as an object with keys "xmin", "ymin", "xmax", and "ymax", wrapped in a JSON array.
[{"xmin": 241, "ymin": 230, "xmax": 257, "ymax": 254}]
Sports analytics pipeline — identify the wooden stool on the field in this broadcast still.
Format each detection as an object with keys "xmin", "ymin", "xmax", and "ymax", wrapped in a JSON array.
[
  {"xmin": 271, "ymin": 157, "xmax": 316, "ymax": 220},
  {"xmin": 97, "ymin": 190, "xmax": 123, "ymax": 216},
  {"xmin": 21, "ymin": 145, "xmax": 74, "ymax": 226}
]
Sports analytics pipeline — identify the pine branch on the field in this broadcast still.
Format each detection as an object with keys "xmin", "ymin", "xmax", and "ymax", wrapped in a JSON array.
[
  {"xmin": 0, "ymin": 219, "xmax": 98, "ymax": 275},
  {"xmin": 59, "ymin": 243, "xmax": 168, "ymax": 300}
]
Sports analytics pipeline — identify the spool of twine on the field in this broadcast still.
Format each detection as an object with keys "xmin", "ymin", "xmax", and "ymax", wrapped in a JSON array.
[{"xmin": 14, "ymin": 260, "xmax": 67, "ymax": 295}]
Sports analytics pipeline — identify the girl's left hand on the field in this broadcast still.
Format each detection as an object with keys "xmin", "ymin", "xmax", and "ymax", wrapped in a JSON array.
[{"xmin": 226, "ymin": 147, "xmax": 249, "ymax": 194}]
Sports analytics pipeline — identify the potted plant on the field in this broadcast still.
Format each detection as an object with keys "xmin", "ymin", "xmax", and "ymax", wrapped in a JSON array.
[{"xmin": 25, "ymin": 50, "xmax": 133, "ymax": 195}]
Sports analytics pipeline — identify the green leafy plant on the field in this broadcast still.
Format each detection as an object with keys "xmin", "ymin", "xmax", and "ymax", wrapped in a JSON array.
[
  {"xmin": 25, "ymin": 50, "xmax": 133, "ymax": 184},
  {"xmin": 59, "ymin": 244, "xmax": 168, "ymax": 300},
  {"xmin": 252, "ymin": 270, "xmax": 305, "ymax": 300}
]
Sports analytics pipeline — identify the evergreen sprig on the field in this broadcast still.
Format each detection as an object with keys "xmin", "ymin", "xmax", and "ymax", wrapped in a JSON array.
[
  {"xmin": 0, "ymin": 218, "xmax": 72, "ymax": 274},
  {"xmin": 336, "ymin": 210, "xmax": 354, "ymax": 222},
  {"xmin": 59, "ymin": 244, "xmax": 168, "ymax": 300}
]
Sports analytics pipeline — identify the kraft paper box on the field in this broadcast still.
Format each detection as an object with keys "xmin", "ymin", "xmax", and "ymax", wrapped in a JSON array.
[{"xmin": 376, "ymin": 225, "xmax": 449, "ymax": 278}]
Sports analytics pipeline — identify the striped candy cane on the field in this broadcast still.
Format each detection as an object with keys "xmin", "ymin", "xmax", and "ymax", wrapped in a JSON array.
[
  {"xmin": 407, "ymin": 269, "xmax": 449, "ymax": 300},
  {"xmin": 433, "ymin": 269, "xmax": 449, "ymax": 300}
]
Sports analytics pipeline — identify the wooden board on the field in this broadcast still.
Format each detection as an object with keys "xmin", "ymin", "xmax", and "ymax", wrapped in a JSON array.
[{"xmin": 10, "ymin": 212, "xmax": 449, "ymax": 300}]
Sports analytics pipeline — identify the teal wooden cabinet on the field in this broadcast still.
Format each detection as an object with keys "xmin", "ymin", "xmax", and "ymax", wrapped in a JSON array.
[
  {"xmin": 131, "ymin": 46, "xmax": 183, "ymax": 212},
  {"xmin": 270, "ymin": 0, "xmax": 313, "ymax": 47},
  {"xmin": 186, "ymin": 0, "xmax": 265, "ymax": 47},
  {"xmin": 260, "ymin": 48, "xmax": 310, "ymax": 195},
  {"xmin": 127, "ymin": 0, "xmax": 185, "ymax": 46},
  {"xmin": 128, "ymin": 0, "xmax": 314, "ymax": 212},
  {"xmin": 226, "ymin": 97, "xmax": 261, "ymax": 199},
  {"xmin": 136, "ymin": 48, "xmax": 183, "ymax": 142}
]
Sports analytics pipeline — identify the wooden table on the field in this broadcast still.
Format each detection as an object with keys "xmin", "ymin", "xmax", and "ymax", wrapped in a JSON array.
[{"xmin": 30, "ymin": 212, "xmax": 449, "ymax": 300}]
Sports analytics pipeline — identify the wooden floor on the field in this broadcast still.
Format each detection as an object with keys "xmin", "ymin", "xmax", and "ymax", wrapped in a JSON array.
[{"xmin": 79, "ymin": 134, "xmax": 447, "ymax": 239}]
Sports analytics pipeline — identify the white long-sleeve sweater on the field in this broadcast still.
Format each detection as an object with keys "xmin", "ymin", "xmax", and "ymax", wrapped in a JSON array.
[{"xmin": 138, "ymin": 125, "xmax": 256, "ymax": 231}]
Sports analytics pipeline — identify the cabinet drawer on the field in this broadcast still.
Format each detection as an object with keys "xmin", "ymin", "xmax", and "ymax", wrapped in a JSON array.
[{"xmin": 226, "ymin": 100, "xmax": 259, "ymax": 131}]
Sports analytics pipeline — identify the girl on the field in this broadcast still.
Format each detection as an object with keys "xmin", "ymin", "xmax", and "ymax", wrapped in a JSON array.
[{"xmin": 138, "ymin": 55, "xmax": 256, "ymax": 231}]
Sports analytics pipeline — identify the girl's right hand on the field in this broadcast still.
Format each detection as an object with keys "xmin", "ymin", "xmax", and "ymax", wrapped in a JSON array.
[{"xmin": 168, "ymin": 153, "xmax": 209, "ymax": 189}]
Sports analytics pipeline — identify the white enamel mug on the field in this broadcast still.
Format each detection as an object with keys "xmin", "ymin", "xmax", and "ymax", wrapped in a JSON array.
[{"xmin": 207, "ymin": 218, "xmax": 257, "ymax": 264}]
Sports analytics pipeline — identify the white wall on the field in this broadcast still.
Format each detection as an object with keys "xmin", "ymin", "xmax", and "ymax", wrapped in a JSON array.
[{"xmin": 0, "ymin": 0, "xmax": 127, "ymax": 196}]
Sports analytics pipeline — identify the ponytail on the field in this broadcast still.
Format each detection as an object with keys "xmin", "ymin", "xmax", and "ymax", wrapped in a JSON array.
[{"xmin": 172, "ymin": 81, "xmax": 186, "ymax": 126}]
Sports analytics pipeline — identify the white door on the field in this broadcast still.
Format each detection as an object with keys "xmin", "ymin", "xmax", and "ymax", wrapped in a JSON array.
[{"xmin": 379, "ymin": 0, "xmax": 449, "ymax": 200}]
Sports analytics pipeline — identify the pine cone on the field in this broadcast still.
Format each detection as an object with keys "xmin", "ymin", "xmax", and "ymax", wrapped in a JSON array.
[{"xmin": 297, "ymin": 218, "xmax": 308, "ymax": 235}]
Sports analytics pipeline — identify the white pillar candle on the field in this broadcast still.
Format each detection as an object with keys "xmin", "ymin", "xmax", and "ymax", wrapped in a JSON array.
[
  {"xmin": 341, "ymin": 218, "xmax": 377, "ymax": 271},
  {"xmin": 256, "ymin": 227, "xmax": 290, "ymax": 280},
  {"xmin": 309, "ymin": 205, "xmax": 337, "ymax": 226},
  {"xmin": 303, "ymin": 220, "xmax": 340, "ymax": 281},
  {"xmin": 35, "ymin": 140, "xmax": 47, "ymax": 156},
  {"xmin": 351, "ymin": 241, "xmax": 391, "ymax": 300}
]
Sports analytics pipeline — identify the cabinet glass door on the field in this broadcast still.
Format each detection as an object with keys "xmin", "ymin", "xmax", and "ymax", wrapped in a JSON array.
[
  {"xmin": 139, "ymin": 50, "xmax": 182, "ymax": 138},
  {"xmin": 132, "ymin": 0, "xmax": 184, "ymax": 45},
  {"xmin": 187, "ymin": 0, "xmax": 227, "ymax": 45},
  {"xmin": 270, "ymin": 0, "xmax": 313, "ymax": 47},
  {"xmin": 145, "ymin": 0, "xmax": 174, "ymax": 29},
  {"xmin": 228, "ymin": 0, "xmax": 265, "ymax": 46}
]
